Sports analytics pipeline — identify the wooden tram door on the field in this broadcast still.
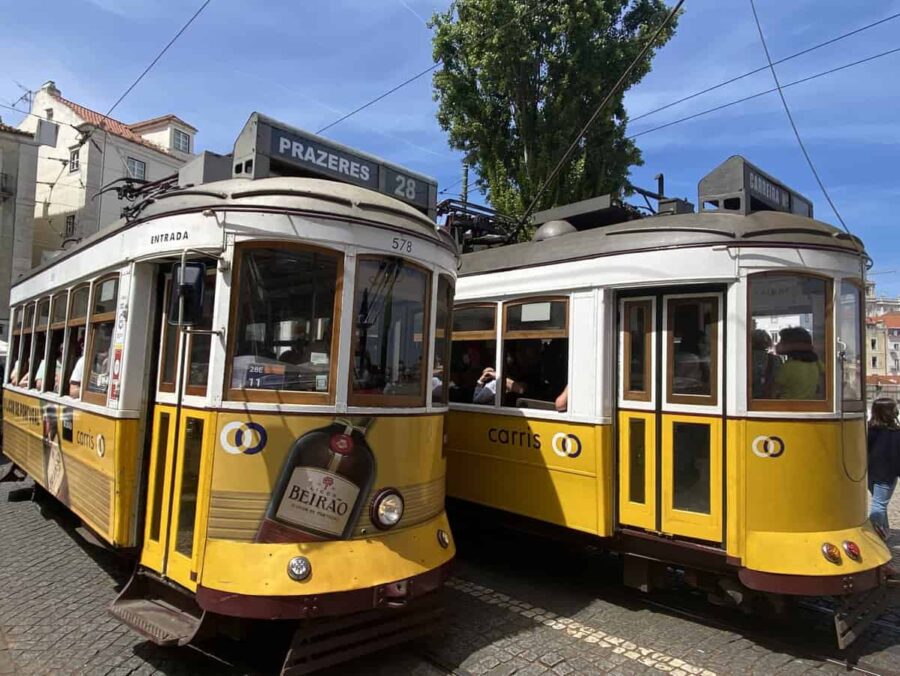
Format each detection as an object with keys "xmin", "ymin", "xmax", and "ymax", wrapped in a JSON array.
[
  {"xmin": 617, "ymin": 291, "xmax": 725, "ymax": 544},
  {"xmin": 139, "ymin": 269, "xmax": 216, "ymax": 591}
]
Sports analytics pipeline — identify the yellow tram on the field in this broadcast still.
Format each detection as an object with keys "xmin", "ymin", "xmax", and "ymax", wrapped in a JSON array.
[
  {"xmin": 444, "ymin": 156, "xmax": 895, "ymax": 645},
  {"xmin": 1, "ymin": 114, "xmax": 457, "ymax": 672}
]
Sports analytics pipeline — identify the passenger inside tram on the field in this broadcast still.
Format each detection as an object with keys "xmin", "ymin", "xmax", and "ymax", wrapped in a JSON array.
[
  {"xmin": 64, "ymin": 333, "xmax": 85, "ymax": 398},
  {"xmin": 773, "ymin": 326, "xmax": 824, "ymax": 400}
]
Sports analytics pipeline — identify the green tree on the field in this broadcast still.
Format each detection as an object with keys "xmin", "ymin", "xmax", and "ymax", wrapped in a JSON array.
[{"xmin": 432, "ymin": 0, "xmax": 678, "ymax": 218}]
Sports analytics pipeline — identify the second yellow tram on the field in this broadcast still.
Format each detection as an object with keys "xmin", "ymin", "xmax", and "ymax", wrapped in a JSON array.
[{"xmin": 444, "ymin": 156, "xmax": 896, "ymax": 646}]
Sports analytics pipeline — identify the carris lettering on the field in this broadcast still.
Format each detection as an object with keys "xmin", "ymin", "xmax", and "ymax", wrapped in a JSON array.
[{"xmin": 488, "ymin": 427, "xmax": 541, "ymax": 450}]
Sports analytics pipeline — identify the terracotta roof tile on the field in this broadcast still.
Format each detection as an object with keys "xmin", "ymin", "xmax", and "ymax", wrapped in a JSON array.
[
  {"xmin": 0, "ymin": 122, "xmax": 33, "ymax": 138},
  {"xmin": 880, "ymin": 312, "xmax": 900, "ymax": 329},
  {"xmin": 51, "ymin": 93, "xmax": 175, "ymax": 156}
]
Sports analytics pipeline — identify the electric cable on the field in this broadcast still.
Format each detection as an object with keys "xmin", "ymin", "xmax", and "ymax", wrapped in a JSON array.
[
  {"xmin": 630, "ymin": 9, "xmax": 900, "ymax": 125},
  {"xmin": 628, "ymin": 45, "xmax": 900, "ymax": 140},
  {"xmin": 749, "ymin": 0, "xmax": 851, "ymax": 233},
  {"xmin": 516, "ymin": 0, "xmax": 684, "ymax": 232}
]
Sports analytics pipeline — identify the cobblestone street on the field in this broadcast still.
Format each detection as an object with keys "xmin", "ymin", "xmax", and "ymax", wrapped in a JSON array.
[{"xmin": 0, "ymin": 478, "xmax": 898, "ymax": 676}]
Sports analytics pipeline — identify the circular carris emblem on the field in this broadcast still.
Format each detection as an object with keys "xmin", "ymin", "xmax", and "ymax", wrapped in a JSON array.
[
  {"xmin": 220, "ymin": 421, "xmax": 268, "ymax": 455},
  {"xmin": 551, "ymin": 432, "xmax": 582, "ymax": 458},
  {"xmin": 96, "ymin": 434, "xmax": 106, "ymax": 458},
  {"xmin": 751, "ymin": 435, "xmax": 785, "ymax": 458}
]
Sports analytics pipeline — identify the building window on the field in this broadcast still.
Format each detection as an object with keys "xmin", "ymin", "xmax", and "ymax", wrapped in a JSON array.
[
  {"xmin": 173, "ymin": 128, "xmax": 191, "ymax": 153},
  {"xmin": 69, "ymin": 149, "xmax": 79, "ymax": 172},
  {"xmin": 126, "ymin": 157, "xmax": 146, "ymax": 180},
  {"xmin": 871, "ymin": 338, "xmax": 877, "ymax": 350},
  {"xmin": 65, "ymin": 215, "xmax": 76, "ymax": 237},
  {"xmin": 872, "ymin": 356, "xmax": 878, "ymax": 368}
]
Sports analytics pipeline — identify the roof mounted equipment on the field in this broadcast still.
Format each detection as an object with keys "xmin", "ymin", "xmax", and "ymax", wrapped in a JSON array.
[{"xmin": 698, "ymin": 155, "xmax": 813, "ymax": 218}]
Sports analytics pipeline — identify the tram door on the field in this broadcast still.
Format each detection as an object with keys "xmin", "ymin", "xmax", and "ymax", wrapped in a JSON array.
[
  {"xmin": 617, "ymin": 290, "xmax": 725, "ymax": 544},
  {"xmin": 140, "ymin": 267, "xmax": 216, "ymax": 590}
]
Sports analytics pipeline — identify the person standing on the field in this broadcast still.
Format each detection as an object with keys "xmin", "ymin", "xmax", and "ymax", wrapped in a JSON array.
[{"xmin": 867, "ymin": 397, "xmax": 900, "ymax": 540}]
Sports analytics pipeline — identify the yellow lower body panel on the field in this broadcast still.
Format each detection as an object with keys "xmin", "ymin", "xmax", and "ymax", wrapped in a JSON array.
[
  {"xmin": 199, "ymin": 512, "xmax": 455, "ymax": 596},
  {"xmin": 745, "ymin": 522, "xmax": 891, "ymax": 576}
]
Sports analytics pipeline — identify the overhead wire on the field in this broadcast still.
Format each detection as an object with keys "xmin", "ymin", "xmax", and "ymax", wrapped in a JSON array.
[
  {"xmin": 630, "ymin": 9, "xmax": 900, "ymax": 126},
  {"xmin": 628, "ymin": 44, "xmax": 900, "ymax": 141},
  {"xmin": 517, "ymin": 0, "xmax": 684, "ymax": 231},
  {"xmin": 748, "ymin": 0, "xmax": 853, "ymax": 233},
  {"xmin": 94, "ymin": 0, "xmax": 213, "ymax": 229}
]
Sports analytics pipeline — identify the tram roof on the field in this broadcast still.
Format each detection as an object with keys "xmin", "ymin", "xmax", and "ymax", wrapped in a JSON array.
[
  {"xmin": 18, "ymin": 176, "xmax": 455, "ymax": 286},
  {"xmin": 459, "ymin": 209, "xmax": 865, "ymax": 277}
]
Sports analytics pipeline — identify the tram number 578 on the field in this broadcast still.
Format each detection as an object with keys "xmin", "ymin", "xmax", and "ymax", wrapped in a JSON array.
[{"xmin": 392, "ymin": 236, "xmax": 413, "ymax": 253}]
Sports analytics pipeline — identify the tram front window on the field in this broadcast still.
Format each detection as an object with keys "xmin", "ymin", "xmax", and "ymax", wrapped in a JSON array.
[
  {"xmin": 838, "ymin": 281, "xmax": 863, "ymax": 406},
  {"xmin": 450, "ymin": 305, "xmax": 497, "ymax": 405},
  {"xmin": 432, "ymin": 275, "xmax": 454, "ymax": 405},
  {"xmin": 350, "ymin": 257, "xmax": 430, "ymax": 406},
  {"xmin": 229, "ymin": 246, "xmax": 339, "ymax": 398},
  {"xmin": 749, "ymin": 273, "xmax": 830, "ymax": 408}
]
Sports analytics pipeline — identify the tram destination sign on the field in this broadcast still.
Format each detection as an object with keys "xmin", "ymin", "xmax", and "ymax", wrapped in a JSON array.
[{"xmin": 232, "ymin": 113, "xmax": 437, "ymax": 218}]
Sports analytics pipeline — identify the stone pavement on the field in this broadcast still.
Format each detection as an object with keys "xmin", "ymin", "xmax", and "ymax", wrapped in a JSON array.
[{"xmin": 0, "ymin": 478, "xmax": 898, "ymax": 675}]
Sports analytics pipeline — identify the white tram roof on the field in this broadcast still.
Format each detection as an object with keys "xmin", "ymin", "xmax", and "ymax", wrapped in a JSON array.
[
  {"xmin": 15, "ymin": 176, "xmax": 457, "ymax": 290},
  {"xmin": 459, "ymin": 209, "xmax": 865, "ymax": 277}
]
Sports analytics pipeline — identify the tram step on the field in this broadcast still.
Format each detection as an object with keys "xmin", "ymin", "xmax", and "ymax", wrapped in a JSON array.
[
  {"xmin": 109, "ymin": 568, "xmax": 205, "ymax": 647},
  {"xmin": 834, "ymin": 580, "xmax": 900, "ymax": 650},
  {"xmin": 281, "ymin": 591, "xmax": 444, "ymax": 675}
]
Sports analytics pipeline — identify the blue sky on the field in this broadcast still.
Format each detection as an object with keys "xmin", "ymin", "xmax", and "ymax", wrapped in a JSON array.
[{"xmin": 2, "ymin": 0, "xmax": 899, "ymax": 294}]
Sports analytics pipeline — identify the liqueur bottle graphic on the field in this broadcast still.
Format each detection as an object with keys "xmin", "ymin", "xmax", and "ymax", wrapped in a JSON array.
[
  {"xmin": 42, "ymin": 404, "xmax": 70, "ymax": 503},
  {"xmin": 255, "ymin": 417, "xmax": 376, "ymax": 543}
]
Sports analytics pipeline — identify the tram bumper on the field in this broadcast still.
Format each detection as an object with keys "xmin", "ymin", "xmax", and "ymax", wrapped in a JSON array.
[{"xmin": 195, "ymin": 512, "xmax": 455, "ymax": 620}]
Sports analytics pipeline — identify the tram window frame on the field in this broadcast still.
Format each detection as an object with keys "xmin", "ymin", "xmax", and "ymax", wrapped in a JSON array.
[
  {"xmin": 432, "ymin": 274, "xmax": 454, "ymax": 406},
  {"xmin": 622, "ymin": 299, "xmax": 652, "ymax": 402},
  {"xmin": 500, "ymin": 297, "xmax": 569, "ymax": 412},
  {"xmin": 348, "ymin": 255, "xmax": 432, "ymax": 408},
  {"xmin": 82, "ymin": 274, "xmax": 119, "ymax": 406},
  {"xmin": 7, "ymin": 306, "xmax": 21, "ymax": 384},
  {"xmin": 62, "ymin": 284, "xmax": 90, "ymax": 400},
  {"xmin": 224, "ymin": 242, "xmax": 344, "ymax": 405},
  {"xmin": 184, "ymin": 269, "xmax": 217, "ymax": 397},
  {"xmin": 838, "ymin": 278, "xmax": 865, "ymax": 412},
  {"xmin": 29, "ymin": 297, "xmax": 51, "ymax": 390},
  {"xmin": 747, "ymin": 271, "xmax": 833, "ymax": 413},
  {"xmin": 16, "ymin": 301, "xmax": 37, "ymax": 388},
  {"xmin": 449, "ymin": 303, "xmax": 498, "ymax": 406},
  {"xmin": 158, "ymin": 276, "xmax": 178, "ymax": 394},
  {"xmin": 665, "ymin": 296, "xmax": 719, "ymax": 407},
  {"xmin": 43, "ymin": 291, "xmax": 69, "ymax": 394}
]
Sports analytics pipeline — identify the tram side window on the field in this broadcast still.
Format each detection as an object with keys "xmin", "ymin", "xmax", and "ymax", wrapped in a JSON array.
[
  {"xmin": 449, "ymin": 304, "xmax": 497, "ymax": 405},
  {"xmin": 501, "ymin": 299, "xmax": 569, "ymax": 411},
  {"xmin": 350, "ymin": 257, "xmax": 431, "ymax": 406},
  {"xmin": 186, "ymin": 271, "xmax": 216, "ymax": 396},
  {"xmin": 432, "ymin": 275, "xmax": 454, "ymax": 405},
  {"xmin": 83, "ymin": 276, "xmax": 118, "ymax": 405},
  {"xmin": 838, "ymin": 281, "xmax": 863, "ymax": 408},
  {"xmin": 228, "ymin": 246, "xmax": 340, "ymax": 400},
  {"xmin": 30, "ymin": 298, "xmax": 51, "ymax": 389},
  {"xmin": 42, "ymin": 292, "xmax": 68, "ymax": 393},
  {"xmin": 7, "ymin": 307, "xmax": 21, "ymax": 384},
  {"xmin": 14, "ymin": 303, "xmax": 36, "ymax": 387},
  {"xmin": 63, "ymin": 286, "xmax": 90, "ymax": 398},
  {"xmin": 748, "ymin": 273, "xmax": 831, "ymax": 409}
]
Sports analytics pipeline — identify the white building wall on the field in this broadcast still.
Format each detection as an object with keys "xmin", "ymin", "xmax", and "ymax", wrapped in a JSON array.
[{"xmin": 0, "ymin": 130, "xmax": 38, "ymax": 339}]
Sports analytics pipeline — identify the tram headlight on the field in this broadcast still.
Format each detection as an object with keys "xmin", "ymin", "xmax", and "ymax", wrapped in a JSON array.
[
  {"xmin": 371, "ymin": 489, "xmax": 404, "ymax": 529},
  {"xmin": 842, "ymin": 541, "xmax": 862, "ymax": 561},
  {"xmin": 287, "ymin": 556, "xmax": 312, "ymax": 581},
  {"xmin": 821, "ymin": 542, "xmax": 842, "ymax": 565}
]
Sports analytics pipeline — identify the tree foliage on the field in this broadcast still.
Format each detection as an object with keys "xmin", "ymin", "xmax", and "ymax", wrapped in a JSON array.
[{"xmin": 431, "ymin": 0, "xmax": 678, "ymax": 218}]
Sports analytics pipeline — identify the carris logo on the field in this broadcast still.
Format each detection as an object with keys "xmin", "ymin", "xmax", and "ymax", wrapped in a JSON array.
[
  {"xmin": 551, "ymin": 432, "xmax": 582, "ymax": 458},
  {"xmin": 751, "ymin": 435, "xmax": 785, "ymax": 458},
  {"xmin": 220, "ymin": 421, "xmax": 268, "ymax": 455}
]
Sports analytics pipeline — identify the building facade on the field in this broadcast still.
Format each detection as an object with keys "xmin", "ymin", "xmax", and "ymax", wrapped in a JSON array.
[
  {"xmin": 865, "ymin": 280, "xmax": 900, "ymax": 317},
  {"xmin": 17, "ymin": 81, "xmax": 196, "ymax": 265},
  {"xmin": 0, "ymin": 121, "xmax": 38, "ymax": 341}
]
